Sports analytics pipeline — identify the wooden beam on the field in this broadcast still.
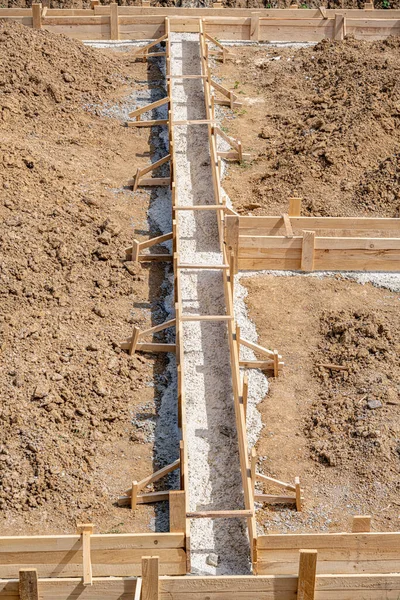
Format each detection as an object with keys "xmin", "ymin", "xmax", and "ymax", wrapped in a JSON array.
[
  {"xmin": 131, "ymin": 481, "xmax": 138, "ymax": 511},
  {"xmin": 135, "ymin": 343, "xmax": 176, "ymax": 352},
  {"xmin": 19, "ymin": 569, "xmax": 38, "ymax": 600},
  {"xmin": 282, "ymin": 213, "xmax": 294, "ymax": 238},
  {"xmin": 110, "ymin": 2, "xmax": 119, "ymax": 40},
  {"xmin": 297, "ymin": 550, "xmax": 317, "ymax": 600},
  {"xmin": 301, "ymin": 230, "xmax": 315, "ymax": 271},
  {"xmin": 254, "ymin": 494, "xmax": 297, "ymax": 504},
  {"xmin": 256, "ymin": 472, "xmax": 296, "ymax": 491},
  {"xmin": 129, "ymin": 326, "xmax": 140, "ymax": 356},
  {"xmin": 250, "ymin": 11, "xmax": 260, "ymax": 40},
  {"xmin": 295, "ymin": 476, "xmax": 302, "ymax": 512},
  {"xmin": 127, "ymin": 119, "xmax": 169, "ymax": 128},
  {"xmin": 250, "ymin": 448, "xmax": 256, "ymax": 497},
  {"xmin": 288, "ymin": 196, "xmax": 302, "ymax": 217},
  {"xmin": 32, "ymin": 3, "xmax": 42, "ymax": 28},
  {"xmin": 225, "ymin": 214, "xmax": 239, "ymax": 273},
  {"xmin": 169, "ymin": 491, "xmax": 186, "ymax": 533},
  {"xmin": 334, "ymin": 12, "xmax": 346, "ymax": 39},
  {"xmin": 129, "ymin": 97, "xmax": 169, "ymax": 119},
  {"xmin": 134, "ymin": 577, "xmax": 142, "ymax": 600},
  {"xmin": 139, "ymin": 318, "xmax": 176, "ymax": 338},
  {"xmin": 239, "ymin": 337, "xmax": 278, "ymax": 358},
  {"xmin": 142, "ymin": 556, "xmax": 159, "ymax": 600},
  {"xmin": 187, "ymin": 510, "xmax": 253, "ymax": 518},
  {"xmin": 76, "ymin": 524, "xmax": 93, "ymax": 586},
  {"xmin": 242, "ymin": 374, "xmax": 249, "ymax": 419},
  {"xmin": 352, "ymin": 515, "xmax": 372, "ymax": 533}
]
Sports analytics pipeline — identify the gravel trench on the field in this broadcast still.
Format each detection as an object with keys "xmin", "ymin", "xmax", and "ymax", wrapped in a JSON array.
[{"xmin": 171, "ymin": 32, "xmax": 251, "ymax": 575}]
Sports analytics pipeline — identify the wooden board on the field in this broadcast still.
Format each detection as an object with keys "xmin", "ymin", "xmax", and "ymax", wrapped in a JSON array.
[{"xmin": 238, "ymin": 216, "xmax": 400, "ymax": 236}]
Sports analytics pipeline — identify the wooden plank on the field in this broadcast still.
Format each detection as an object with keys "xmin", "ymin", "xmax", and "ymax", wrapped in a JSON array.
[
  {"xmin": 127, "ymin": 120, "xmax": 169, "ymax": 128},
  {"xmin": 225, "ymin": 214, "xmax": 239, "ymax": 273},
  {"xmin": 76, "ymin": 524, "xmax": 93, "ymax": 586},
  {"xmin": 242, "ymin": 374, "xmax": 248, "ymax": 419},
  {"xmin": 129, "ymin": 326, "xmax": 140, "ymax": 356},
  {"xmin": 187, "ymin": 510, "xmax": 253, "ymax": 518},
  {"xmin": 138, "ymin": 254, "xmax": 173, "ymax": 262},
  {"xmin": 128, "ymin": 459, "xmax": 180, "ymax": 495},
  {"xmin": 257, "ymin": 531, "xmax": 400, "ymax": 550},
  {"xmin": 131, "ymin": 481, "xmax": 138, "ymax": 511},
  {"xmin": 250, "ymin": 11, "xmax": 260, "ymax": 40},
  {"xmin": 254, "ymin": 494, "xmax": 296, "ymax": 504},
  {"xmin": 334, "ymin": 13, "xmax": 346, "ymax": 39},
  {"xmin": 142, "ymin": 557, "xmax": 159, "ymax": 600},
  {"xmin": 352, "ymin": 516, "xmax": 372, "ymax": 533},
  {"xmin": 282, "ymin": 213, "xmax": 293, "ymax": 238},
  {"xmin": 32, "ymin": 3, "xmax": 42, "ymax": 28},
  {"xmin": 295, "ymin": 477, "xmax": 302, "ymax": 512},
  {"xmin": 19, "ymin": 569, "xmax": 38, "ymax": 600},
  {"xmin": 238, "ymin": 216, "xmax": 400, "ymax": 234},
  {"xmin": 297, "ymin": 550, "xmax": 317, "ymax": 600},
  {"xmin": 239, "ymin": 360, "xmax": 284, "ymax": 370},
  {"xmin": 256, "ymin": 473, "xmax": 296, "ymax": 491},
  {"xmin": 301, "ymin": 231, "xmax": 316, "ymax": 272},
  {"xmin": 139, "ymin": 318, "xmax": 176, "ymax": 338},
  {"xmin": 138, "ymin": 154, "xmax": 171, "ymax": 178},
  {"xmin": 239, "ymin": 337, "xmax": 276, "ymax": 358},
  {"xmin": 169, "ymin": 491, "xmax": 186, "ymax": 533},
  {"xmin": 129, "ymin": 97, "xmax": 169, "ymax": 119},
  {"xmin": 135, "ymin": 343, "xmax": 176, "ymax": 352},
  {"xmin": 288, "ymin": 197, "xmax": 302, "ymax": 217},
  {"xmin": 139, "ymin": 232, "xmax": 173, "ymax": 251},
  {"xmin": 110, "ymin": 2, "xmax": 119, "ymax": 40}
]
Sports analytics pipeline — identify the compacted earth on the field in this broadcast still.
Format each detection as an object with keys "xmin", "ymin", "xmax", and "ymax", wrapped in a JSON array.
[
  {"xmin": 217, "ymin": 37, "xmax": 400, "ymax": 218},
  {"xmin": 244, "ymin": 275, "xmax": 400, "ymax": 533},
  {"xmin": 0, "ymin": 21, "xmax": 170, "ymax": 534}
]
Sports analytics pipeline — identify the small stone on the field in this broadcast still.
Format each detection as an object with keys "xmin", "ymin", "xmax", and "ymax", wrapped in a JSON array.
[
  {"xmin": 206, "ymin": 553, "xmax": 219, "ymax": 567},
  {"xmin": 93, "ymin": 379, "xmax": 107, "ymax": 397},
  {"xmin": 367, "ymin": 398, "xmax": 382, "ymax": 410},
  {"xmin": 33, "ymin": 384, "xmax": 50, "ymax": 399},
  {"xmin": 93, "ymin": 306, "xmax": 106, "ymax": 318},
  {"xmin": 51, "ymin": 373, "xmax": 63, "ymax": 381},
  {"xmin": 62, "ymin": 72, "xmax": 75, "ymax": 83},
  {"xmin": 86, "ymin": 342, "xmax": 99, "ymax": 352}
]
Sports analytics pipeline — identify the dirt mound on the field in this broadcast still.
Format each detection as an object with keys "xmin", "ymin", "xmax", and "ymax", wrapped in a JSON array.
[
  {"xmin": 0, "ymin": 24, "xmax": 162, "ymax": 531},
  {"xmin": 0, "ymin": 20, "xmax": 122, "ymax": 124},
  {"xmin": 219, "ymin": 36, "xmax": 400, "ymax": 217},
  {"xmin": 307, "ymin": 309, "xmax": 400, "ymax": 471}
]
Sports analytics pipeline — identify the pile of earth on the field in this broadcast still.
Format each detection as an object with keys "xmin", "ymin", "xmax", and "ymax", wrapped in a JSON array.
[
  {"xmin": 221, "ymin": 36, "xmax": 400, "ymax": 217},
  {"xmin": 306, "ymin": 309, "xmax": 400, "ymax": 475},
  {"xmin": 0, "ymin": 22, "xmax": 159, "ymax": 525}
]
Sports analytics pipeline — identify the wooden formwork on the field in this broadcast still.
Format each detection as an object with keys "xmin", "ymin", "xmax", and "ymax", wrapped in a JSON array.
[
  {"xmin": 225, "ymin": 209, "xmax": 400, "ymax": 273},
  {"xmin": 3, "ymin": 4, "xmax": 400, "ymax": 41}
]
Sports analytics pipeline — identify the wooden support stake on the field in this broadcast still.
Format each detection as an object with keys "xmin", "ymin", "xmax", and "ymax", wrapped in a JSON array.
[
  {"xmin": 19, "ymin": 569, "xmax": 39, "ymax": 600},
  {"xmin": 250, "ymin": 12, "xmax": 260, "ymax": 41},
  {"xmin": 142, "ymin": 556, "xmax": 159, "ymax": 600},
  {"xmin": 110, "ymin": 2, "xmax": 119, "ymax": 40},
  {"xmin": 187, "ymin": 509, "xmax": 253, "ymax": 518},
  {"xmin": 301, "ymin": 230, "xmax": 315, "ymax": 272},
  {"xmin": 77, "ymin": 524, "xmax": 93, "ymax": 586},
  {"xmin": 225, "ymin": 215, "xmax": 239, "ymax": 274},
  {"xmin": 334, "ymin": 13, "xmax": 346, "ymax": 40},
  {"xmin": 295, "ymin": 476, "xmax": 302, "ymax": 512},
  {"xmin": 230, "ymin": 251, "xmax": 235, "ymax": 300},
  {"xmin": 133, "ymin": 167, "xmax": 141, "ymax": 193},
  {"xmin": 352, "ymin": 515, "xmax": 371, "ymax": 532},
  {"xmin": 169, "ymin": 490, "xmax": 186, "ymax": 533},
  {"xmin": 250, "ymin": 448, "xmax": 256, "ymax": 496},
  {"xmin": 129, "ymin": 326, "xmax": 140, "ymax": 356},
  {"xmin": 131, "ymin": 480, "xmax": 138, "ymax": 510},
  {"xmin": 32, "ymin": 3, "xmax": 42, "ymax": 29},
  {"xmin": 282, "ymin": 213, "xmax": 294, "ymax": 238},
  {"xmin": 242, "ymin": 374, "xmax": 249, "ymax": 420},
  {"xmin": 297, "ymin": 549, "xmax": 317, "ymax": 600},
  {"xmin": 134, "ymin": 578, "xmax": 142, "ymax": 600},
  {"xmin": 288, "ymin": 196, "xmax": 302, "ymax": 217},
  {"xmin": 179, "ymin": 440, "xmax": 184, "ymax": 491}
]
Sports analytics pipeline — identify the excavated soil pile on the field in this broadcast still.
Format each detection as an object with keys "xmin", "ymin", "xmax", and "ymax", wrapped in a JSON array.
[
  {"xmin": 219, "ymin": 37, "xmax": 400, "ymax": 217},
  {"xmin": 0, "ymin": 22, "xmax": 162, "ymax": 533},
  {"xmin": 308, "ymin": 310, "xmax": 400, "ymax": 471}
]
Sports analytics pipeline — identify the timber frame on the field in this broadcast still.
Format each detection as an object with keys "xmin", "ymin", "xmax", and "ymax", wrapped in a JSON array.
[{"xmin": 1, "ymin": 9, "xmax": 400, "ymax": 600}]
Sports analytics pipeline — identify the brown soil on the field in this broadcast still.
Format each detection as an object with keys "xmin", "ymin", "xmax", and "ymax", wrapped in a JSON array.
[
  {"xmin": 244, "ymin": 274, "xmax": 400, "ymax": 533},
  {"xmin": 217, "ymin": 37, "xmax": 400, "ymax": 218},
  {"xmin": 0, "ymin": 22, "xmax": 169, "ymax": 534}
]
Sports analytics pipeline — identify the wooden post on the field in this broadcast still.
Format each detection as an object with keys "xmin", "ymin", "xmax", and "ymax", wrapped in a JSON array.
[
  {"xmin": 131, "ymin": 480, "xmax": 138, "ymax": 510},
  {"xmin": 19, "ymin": 569, "xmax": 39, "ymax": 600},
  {"xmin": 352, "ymin": 515, "xmax": 371, "ymax": 532},
  {"xmin": 250, "ymin": 12, "xmax": 260, "ymax": 41},
  {"xmin": 288, "ymin": 196, "xmax": 302, "ymax": 216},
  {"xmin": 365, "ymin": 0, "xmax": 374, "ymax": 8},
  {"xmin": 273, "ymin": 349, "xmax": 279, "ymax": 378},
  {"xmin": 295, "ymin": 476, "xmax": 302, "ymax": 512},
  {"xmin": 132, "ymin": 239, "xmax": 141, "ymax": 262},
  {"xmin": 129, "ymin": 326, "xmax": 140, "ymax": 356},
  {"xmin": 230, "ymin": 251, "xmax": 235, "ymax": 300},
  {"xmin": 90, "ymin": 0, "xmax": 99, "ymax": 7},
  {"xmin": 77, "ymin": 524, "xmax": 94, "ymax": 586},
  {"xmin": 334, "ymin": 13, "xmax": 346, "ymax": 40},
  {"xmin": 142, "ymin": 556, "xmax": 159, "ymax": 600},
  {"xmin": 32, "ymin": 3, "xmax": 42, "ymax": 29},
  {"xmin": 110, "ymin": 2, "xmax": 119, "ymax": 41},
  {"xmin": 242, "ymin": 374, "xmax": 249, "ymax": 419},
  {"xmin": 169, "ymin": 490, "xmax": 186, "ymax": 532},
  {"xmin": 179, "ymin": 440, "xmax": 184, "ymax": 490},
  {"xmin": 297, "ymin": 550, "xmax": 317, "ymax": 600},
  {"xmin": 301, "ymin": 231, "xmax": 315, "ymax": 272},
  {"xmin": 250, "ymin": 448, "xmax": 256, "ymax": 496},
  {"xmin": 225, "ymin": 215, "xmax": 239, "ymax": 273}
]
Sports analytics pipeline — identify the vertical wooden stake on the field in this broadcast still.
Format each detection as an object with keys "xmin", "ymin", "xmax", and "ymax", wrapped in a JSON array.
[
  {"xmin": 179, "ymin": 440, "xmax": 184, "ymax": 490},
  {"xmin": 352, "ymin": 515, "xmax": 371, "ymax": 533},
  {"xmin": 19, "ymin": 569, "xmax": 39, "ymax": 600},
  {"xmin": 297, "ymin": 550, "xmax": 317, "ymax": 600},
  {"xmin": 142, "ymin": 556, "xmax": 159, "ymax": 600},
  {"xmin": 334, "ymin": 13, "xmax": 346, "ymax": 40},
  {"xmin": 250, "ymin": 448, "xmax": 257, "ymax": 496},
  {"xmin": 32, "ymin": 3, "xmax": 42, "ymax": 29},
  {"xmin": 301, "ymin": 231, "xmax": 315, "ymax": 272},
  {"xmin": 230, "ymin": 251, "xmax": 235, "ymax": 300},
  {"xmin": 229, "ymin": 90, "xmax": 235, "ymax": 110},
  {"xmin": 132, "ymin": 239, "xmax": 141, "ymax": 263},
  {"xmin": 129, "ymin": 326, "xmax": 140, "ymax": 356},
  {"xmin": 288, "ymin": 196, "xmax": 302, "ymax": 217},
  {"xmin": 169, "ymin": 490, "xmax": 186, "ymax": 532},
  {"xmin": 225, "ymin": 215, "xmax": 239, "ymax": 274},
  {"xmin": 235, "ymin": 324, "xmax": 240, "ymax": 353},
  {"xmin": 133, "ymin": 167, "xmax": 141, "ymax": 193},
  {"xmin": 110, "ymin": 2, "xmax": 119, "ymax": 40},
  {"xmin": 295, "ymin": 476, "xmax": 302, "ymax": 512},
  {"xmin": 131, "ymin": 480, "xmax": 138, "ymax": 510},
  {"xmin": 250, "ymin": 12, "xmax": 260, "ymax": 41},
  {"xmin": 77, "ymin": 524, "xmax": 94, "ymax": 586},
  {"xmin": 211, "ymin": 94, "xmax": 215, "ymax": 120},
  {"xmin": 242, "ymin": 374, "xmax": 249, "ymax": 419},
  {"xmin": 237, "ymin": 140, "xmax": 243, "ymax": 162}
]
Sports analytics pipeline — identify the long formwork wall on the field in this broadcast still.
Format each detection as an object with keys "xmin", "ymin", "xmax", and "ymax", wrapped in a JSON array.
[{"xmin": 3, "ymin": 4, "xmax": 400, "ymax": 41}]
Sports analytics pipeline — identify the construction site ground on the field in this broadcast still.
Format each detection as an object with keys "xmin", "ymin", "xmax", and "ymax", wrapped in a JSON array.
[{"xmin": 0, "ymin": 19, "xmax": 399, "ymax": 547}]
